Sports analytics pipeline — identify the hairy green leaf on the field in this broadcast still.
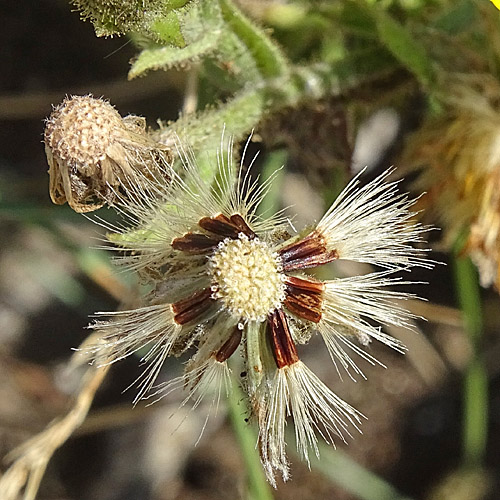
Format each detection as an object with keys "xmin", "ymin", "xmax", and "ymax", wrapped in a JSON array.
[{"xmin": 129, "ymin": 1, "xmax": 223, "ymax": 78}]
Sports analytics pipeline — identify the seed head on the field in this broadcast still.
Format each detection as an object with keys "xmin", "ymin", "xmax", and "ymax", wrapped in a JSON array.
[
  {"xmin": 209, "ymin": 234, "xmax": 286, "ymax": 323},
  {"xmin": 44, "ymin": 95, "xmax": 172, "ymax": 212},
  {"xmin": 86, "ymin": 134, "xmax": 432, "ymax": 485}
]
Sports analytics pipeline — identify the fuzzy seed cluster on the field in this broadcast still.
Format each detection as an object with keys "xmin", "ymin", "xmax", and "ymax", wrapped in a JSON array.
[
  {"xmin": 44, "ymin": 95, "xmax": 122, "ymax": 172},
  {"xmin": 209, "ymin": 234, "xmax": 286, "ymax": 322}
]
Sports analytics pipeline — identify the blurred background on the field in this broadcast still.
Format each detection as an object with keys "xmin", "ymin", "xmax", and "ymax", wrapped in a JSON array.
[{"xmin": 1, "ymin": 1, "xmax": 500, "ymax": 499}]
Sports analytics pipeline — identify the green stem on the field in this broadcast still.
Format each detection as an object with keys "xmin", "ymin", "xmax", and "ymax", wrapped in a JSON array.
[
  {"xmin": 453, "ymin": 240, "xmax": 488, "ymax": 468},
  {"xmin": 228, "ymin": 382, "xmax": 273, "ymax": 500},
  {"xmin": 158, "ymin": 52, "xmax": 398, "ymax": 152}
]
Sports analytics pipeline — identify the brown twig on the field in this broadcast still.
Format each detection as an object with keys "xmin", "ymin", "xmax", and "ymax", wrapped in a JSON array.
[{"xmin": 0, "ymin": 339, "xmax": 111, "ymax": 500}]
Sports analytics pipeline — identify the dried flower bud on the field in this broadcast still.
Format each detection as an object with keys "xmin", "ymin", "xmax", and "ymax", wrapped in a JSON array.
[{"xmin": 44, "ymin": 95, "xmax": 172, "ymax": 213}]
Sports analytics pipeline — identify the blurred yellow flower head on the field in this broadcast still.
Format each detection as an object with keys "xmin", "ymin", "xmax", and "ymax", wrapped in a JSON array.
[{"xmin": 404, "ymin": 79, "xmax": 500, "ymax": 289}]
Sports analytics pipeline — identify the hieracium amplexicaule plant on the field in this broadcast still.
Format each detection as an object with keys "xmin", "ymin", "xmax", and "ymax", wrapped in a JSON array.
[
  {"xmin": 42, "ymin": 0, "xmax": 434, "ymax": 486},
  {"xmin": 44, "ymin": 93, "xmax": 432, "ymax": 484}
]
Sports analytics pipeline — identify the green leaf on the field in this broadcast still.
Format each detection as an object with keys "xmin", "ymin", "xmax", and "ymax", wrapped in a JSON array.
[
  {"xmin": 129, "ymin": 38, "xmax": 215, "ymax": 78},
  {"xmin": 130, "ymin": 0, "xmax": 291, "ymax": 88},
  {"xmin": 433, "ymin": 0, "xmax": 476, "ymax": 34},
  {"xmin": 129, "ymin": 1, "xmax": 223, "ymax": 78},
  {"xmin": 219, "ymin": 0, "xmax": 289, "ymax": 79},
  {"xmin": 310, "ymin": 445, "xmax": 414, "ymax": 500},
  {"xmin": 340, "ymin": 1, "xmax": 377, "ymax": 38},
  {"xmin": 157, "ymin": 88, "xmax": 266, "ymax": 153},
  {"xmin": 167, "ymin": 0, "xmax": 192, "ymax": 7},
  {"xmin": 209, "ymin": 29, "xmax": 262, "ymax": 88},
  {"xmin": 150, "ymin": 11, "xmax": 186, "ymax": 47},
  {"xmin": 374, "ymin": 9, "xmax": 435, "ymax": 86}
]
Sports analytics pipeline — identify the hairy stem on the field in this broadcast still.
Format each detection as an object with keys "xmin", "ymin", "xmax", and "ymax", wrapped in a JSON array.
[{"xmin": 228, "ymin": 381, "xmax": 274, "ymax": 500}]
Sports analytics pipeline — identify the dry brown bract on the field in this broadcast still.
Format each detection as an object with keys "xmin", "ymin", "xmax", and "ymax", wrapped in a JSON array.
[{"xmin": 44, "ymin": 95, "xmax": 172, "ymax": 213}]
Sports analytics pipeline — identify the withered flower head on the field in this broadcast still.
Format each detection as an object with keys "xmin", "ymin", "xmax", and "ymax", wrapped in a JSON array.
[
  {"xmin": 89, "ymin": 136, "xmax": 431, "ymax": 485},
  {"xmin": 44, "ymin": 95, "xmax": 172, "ymax": 213},
  {"xmin": 404, "ymin": 78, "xmax": 500, "ymax": 289}
]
